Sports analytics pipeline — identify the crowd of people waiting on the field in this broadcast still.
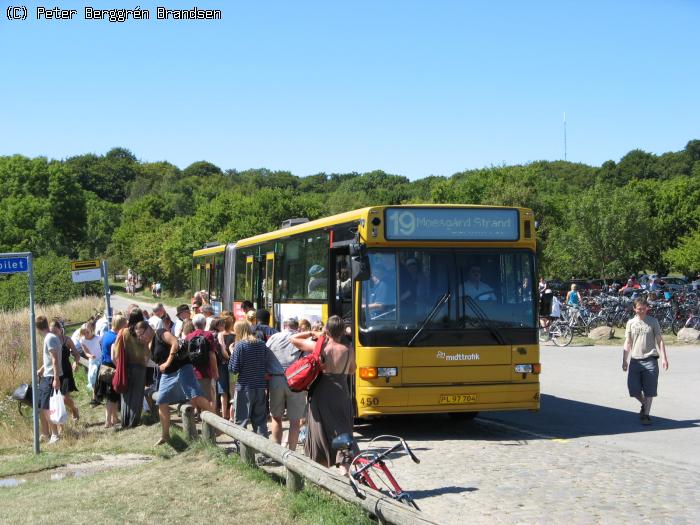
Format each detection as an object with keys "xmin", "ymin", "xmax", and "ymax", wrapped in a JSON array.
[{"xmin": 35, "ymin": 294, "xmax": 357, "ymax": 473}]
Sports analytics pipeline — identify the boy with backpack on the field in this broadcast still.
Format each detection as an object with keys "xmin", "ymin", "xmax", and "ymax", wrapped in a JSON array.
[
  {"xmin": 184, "ymin": 313, "xmax": 218, "ymax": 410},
  {"xmin": 251, "ymin": 308, "xmax": 278, "ymax": 342}
]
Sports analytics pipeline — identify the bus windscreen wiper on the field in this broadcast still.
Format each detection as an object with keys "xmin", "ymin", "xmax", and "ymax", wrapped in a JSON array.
[
  {"xmin": 407, "ymin": 291, "xmax": 451, "ymax": 347},
  {"xmin": 462, "ymin": 294, "xmax": 507, "ymax": 346}
]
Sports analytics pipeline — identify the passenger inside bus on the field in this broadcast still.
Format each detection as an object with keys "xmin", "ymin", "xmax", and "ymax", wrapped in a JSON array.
[
  {"xmin": 399, "ymin": 257, "xmax": 429, "ymax": 321},
  {"xmin": 366, "ymin": 263, "xmax": 397, "ymax": 319},
  {"xmin": 336, "ymin": 267, "xmax": 352, "ymax": 300},
  {"xmin": 308, "ymin": 265, "xmax": 327, "ymax": 299}
]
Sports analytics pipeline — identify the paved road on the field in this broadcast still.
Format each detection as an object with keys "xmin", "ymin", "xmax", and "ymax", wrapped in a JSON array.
[
  {"xmin": 110, "ymin": 294, "xmax": 700, "ymax": 524},
  {"xmin": 110, "ymin": 294, "xmax": 178, "ymax": 320},
  {"xmin": 358, "ymin": 343, "xmax": 700, "ymax": 524},
  {"xmin": 483, "ymin": 343, "xmax": 700, "ymax": 468}
]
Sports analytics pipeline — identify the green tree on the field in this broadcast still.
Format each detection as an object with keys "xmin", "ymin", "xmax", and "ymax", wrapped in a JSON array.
[
  {"xmin": 544, "ymin": 184, "xmax": 654, "ymax": 278},
  {"xmin": 48, "ymin": 166, "xmax": 86, "ymax": 257},
  {"xmin": 183, "ymin": 161, "xmax": 223, "ymax": 178},
  {"xmin": 82, "ymin": 194, "xmax": 122, "ymax": 258},
  {"xmin": 0, "ymin": 195, "xmax": 53, "ymax": 255},
  {"xmin": 664, "ymin": 231, "xmax": 700, "ymax": 276},
  {"xmin": 616, "ymin": 149, "xmax": 659, "ymax": 183}
]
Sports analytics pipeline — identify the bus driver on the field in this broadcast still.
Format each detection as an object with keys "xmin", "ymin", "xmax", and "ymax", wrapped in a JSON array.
[{"xmin": 463, "ymin": 265, "xmax": 496, "ymax": 301}]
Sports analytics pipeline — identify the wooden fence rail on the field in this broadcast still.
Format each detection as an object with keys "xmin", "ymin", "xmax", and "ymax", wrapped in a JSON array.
[{"xmin": 179, "ymin": 405, "xmax": 439, "ymax": 525}]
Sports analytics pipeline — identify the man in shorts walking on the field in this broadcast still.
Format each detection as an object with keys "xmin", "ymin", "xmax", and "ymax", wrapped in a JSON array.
[
  {"xmin": 622, "ymin": 297, "xmax": 669, "ymax": 425},
  {"xmin": 35, "ymin": 315, "xmax": 62, "ymax": 443},
  {"xmin": 266, "ymin": 317, "xmax": 306, "ymax": 450}
]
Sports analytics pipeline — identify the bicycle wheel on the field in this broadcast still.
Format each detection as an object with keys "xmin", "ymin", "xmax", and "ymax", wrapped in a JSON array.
[
  {"xmin": 671, "ymin": 317, "xmax": 683, "ymax": 335},
  {"xmin": 551, "ymin": 323, "xmax": 573, "ymax": 347},
  {"xmin": 588, "ymin": 315, "xmax": 607, "ymax": 330},
  {"xmin": 659, "ymin": 315, "xmax": 673, "ymax": 334}
]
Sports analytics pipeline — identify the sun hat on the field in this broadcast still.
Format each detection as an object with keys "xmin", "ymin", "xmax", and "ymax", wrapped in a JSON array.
[{"xmin": 309, "ymin": 264, "xmax": 324, "ymax": 276}]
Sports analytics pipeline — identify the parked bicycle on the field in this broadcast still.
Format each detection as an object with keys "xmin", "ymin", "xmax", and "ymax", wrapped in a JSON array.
[
  {"xmin": 684, "ymin": 314, "xmax": 700, "ymax": 330},
  {"xmin": 538, "ymin": 318, "xmax": 573, "ymax": 347},
  {"xmin": 332, "ymin": 433, "xmax": 421, "ymax": 510}
]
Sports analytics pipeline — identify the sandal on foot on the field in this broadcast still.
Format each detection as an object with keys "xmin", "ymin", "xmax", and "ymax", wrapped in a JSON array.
[{"xmin": 155, "ymin": 437, "xmax": 169, "ymax": 446}]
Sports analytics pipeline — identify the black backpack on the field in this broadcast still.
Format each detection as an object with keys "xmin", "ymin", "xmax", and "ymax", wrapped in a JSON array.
[
  {"xmin": 252, "ymin": 324, "xmax": 268, "ymax": 342},
  {"xmin": 187, "ymin": 334, "xmax": 210, "ymax": 367}
]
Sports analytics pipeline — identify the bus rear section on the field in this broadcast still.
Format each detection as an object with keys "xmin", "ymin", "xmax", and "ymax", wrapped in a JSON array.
[{"xmin": 354, "ymin": 246, "xmax": 540, "ymax": 417}]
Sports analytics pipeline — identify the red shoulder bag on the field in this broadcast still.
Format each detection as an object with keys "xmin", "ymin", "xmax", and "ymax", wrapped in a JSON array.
[{"xmin": 285, "ymin": 335, "xmax": 325, "ymax": 393}]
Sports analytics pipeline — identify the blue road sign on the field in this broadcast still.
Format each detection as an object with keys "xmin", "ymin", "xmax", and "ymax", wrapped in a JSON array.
[{"xmin": 0, "ymin": 256, "xmax": 29, "ymax": 274}]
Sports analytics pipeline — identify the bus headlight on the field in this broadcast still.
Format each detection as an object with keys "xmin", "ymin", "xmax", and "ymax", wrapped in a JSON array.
[
  {"xmin": 360, "ymin": 367, "xmax": 398, "ymax": 379},
  {"xmin": 514, "ymin": 364, "xmax": 541, "ymax": 374}
]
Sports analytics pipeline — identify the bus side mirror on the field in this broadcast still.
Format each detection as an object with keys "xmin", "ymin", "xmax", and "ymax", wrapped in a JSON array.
[
  {"xmin": 351, "ymin": 255, "xmax": 370, "ymax": 281},
  {"xmin": 349, "ymin": 243, "xmax": 370, "ymax": 281}
]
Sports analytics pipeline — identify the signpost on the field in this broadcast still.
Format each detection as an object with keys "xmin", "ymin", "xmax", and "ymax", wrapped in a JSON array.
[
  {"xmin": 71, "ymin": 259, "xmax": 102, "ymax": 283},
  {"xmin": 71, "ymin": 259, "xmax": 112, "ymax": 325},
  {"xmin": 0, "ymin": 253, "xmax": 39, "ymax": 454},
  {"xmin": 101, "ymin": 260, "xmax": 113, "ymax": 325}
]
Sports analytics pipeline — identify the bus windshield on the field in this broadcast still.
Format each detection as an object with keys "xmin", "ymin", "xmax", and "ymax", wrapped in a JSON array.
[{"xmin": 360, "ymin": 249, "xmax": 536, "ymax": 336}]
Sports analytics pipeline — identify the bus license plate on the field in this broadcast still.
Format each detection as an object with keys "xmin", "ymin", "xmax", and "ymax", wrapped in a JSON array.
[{"xmin": 439, "ymin": 394, "xmax": 477, "ymax": 404}]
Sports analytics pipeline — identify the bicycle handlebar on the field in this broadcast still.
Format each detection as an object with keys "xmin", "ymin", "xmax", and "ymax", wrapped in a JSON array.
[{"xmin": 368, "ymin": 434, "xmax": 420, "ymax": 464}]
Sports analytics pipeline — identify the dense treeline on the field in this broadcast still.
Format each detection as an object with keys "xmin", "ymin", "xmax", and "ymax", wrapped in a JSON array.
[{"xmin": 0, "ymin": 143, "xmax": 698, "ymax": 308}]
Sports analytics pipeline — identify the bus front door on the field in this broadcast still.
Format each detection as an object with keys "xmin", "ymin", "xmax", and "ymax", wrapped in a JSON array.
[
  {"xmin": 264, "ymin": 252, "xmax": 275, "ymax": 326},
  {"xmin": 330, "ymin": 251, "xmax": 353, "ymax": 324}
]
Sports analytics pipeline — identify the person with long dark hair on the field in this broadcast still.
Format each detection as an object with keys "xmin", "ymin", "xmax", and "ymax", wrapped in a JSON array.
[
  {"xmin": 118, "ymin": 309, "xmax": 150, "ymax": 428},
  {"xmin": 136, "ymin": 321, "xmax": 211, "ymax": 445},
  {"xmin": 214, "ymin": 316, "xmax": 234, "ymax": 420},
  {"xmin": 291, "ymin": 315, "xmax": 358, "ymax": 475}
]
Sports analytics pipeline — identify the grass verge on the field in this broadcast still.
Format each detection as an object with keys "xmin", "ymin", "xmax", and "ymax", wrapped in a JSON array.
[
  {"xmin": 0, "ymin": 296, "xmax": 104, "ymax": 395},
  {"xmin": 203, "ymin": 443, "xmax": 374, "ymax": 525},
  {"xmin": 1, "ymin": 370, "xmax": 373, "ymax": 525}
]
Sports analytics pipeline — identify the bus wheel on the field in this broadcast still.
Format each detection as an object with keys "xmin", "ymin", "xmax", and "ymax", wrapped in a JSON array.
[{"xmin": 449, "ymin": 411, "xmax": 478, "ymax": 421}]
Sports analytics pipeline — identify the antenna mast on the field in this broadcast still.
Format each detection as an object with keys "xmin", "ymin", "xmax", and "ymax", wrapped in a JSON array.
[{"xmin": 563, "ymin": 112, "xmax": 567, "ymax": 161}]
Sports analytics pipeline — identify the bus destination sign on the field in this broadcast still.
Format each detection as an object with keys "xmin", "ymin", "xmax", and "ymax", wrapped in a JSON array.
[{"xmin": 385, "ymin": 208, "xmax": 519, "ymax": 241}]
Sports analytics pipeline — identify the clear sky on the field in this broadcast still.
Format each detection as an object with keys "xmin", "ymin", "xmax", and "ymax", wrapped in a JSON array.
[{"xmin": 1, "ymin": 0, "xmax": 698, "ymax": 179}]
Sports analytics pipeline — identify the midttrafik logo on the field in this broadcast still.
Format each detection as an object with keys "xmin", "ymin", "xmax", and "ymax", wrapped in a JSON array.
[{"xmin": 436, "ymin": 351, "xmax": 480, "ymax": 361}]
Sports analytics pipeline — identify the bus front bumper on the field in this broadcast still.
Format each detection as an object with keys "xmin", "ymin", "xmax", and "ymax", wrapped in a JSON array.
[{"xmin": 356, "ymin": 382, "xmax": 540, "ymax": 417}]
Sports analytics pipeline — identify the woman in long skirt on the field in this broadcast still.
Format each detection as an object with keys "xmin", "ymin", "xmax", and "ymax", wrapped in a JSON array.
[
  {"xmin": 119, "ymin": 311, "xmax": 150, "ymax": 428},
  {"xmin": 291, "ymin": 315, "xmax": 358, "ymax": 475}
]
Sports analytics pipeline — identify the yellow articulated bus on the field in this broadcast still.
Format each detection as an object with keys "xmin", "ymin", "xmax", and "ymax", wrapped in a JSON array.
[{"xmin": 193, "ymin": 205, "xmax": 540, "ymax": 418}]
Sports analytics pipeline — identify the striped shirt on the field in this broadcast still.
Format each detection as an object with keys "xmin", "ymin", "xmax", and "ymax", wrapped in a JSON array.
[{"xmin": 229, "ymin": 339, "xmax": 269, "ymax": 390}]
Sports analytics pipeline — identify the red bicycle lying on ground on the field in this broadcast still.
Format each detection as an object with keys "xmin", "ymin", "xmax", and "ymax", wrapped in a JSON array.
[{"xmin": 332, "ymin": 433, "xmax": 421, "ymax": 510}]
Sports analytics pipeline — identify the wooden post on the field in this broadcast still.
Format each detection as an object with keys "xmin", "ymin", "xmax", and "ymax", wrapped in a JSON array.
[
  {"xmin": 239, "ymin": 442, "xmax": 256, "ymax": 466},
  {"xmin": 181, "ymin": 405, "xmax": 198, "ymax": 442},
  {"xmin": 286, "ymin": 467, "xmax": 304, "ymax": 492},
  {"xmin": 201, "ymin": 420, "xmax": 216, "ymax": 444}
]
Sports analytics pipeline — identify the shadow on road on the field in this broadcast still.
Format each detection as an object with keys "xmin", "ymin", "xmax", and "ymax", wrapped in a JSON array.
[
  {"xmin": 410, "ymin": 485, "xmax": 478, "ymax": 498},
  {"xmin": 482, "ymin": 394, "xmax": 700, "ymax": 439},
  {"xmin": 354, "ymin": 394, "xmax": 700, "ymax": 442}
]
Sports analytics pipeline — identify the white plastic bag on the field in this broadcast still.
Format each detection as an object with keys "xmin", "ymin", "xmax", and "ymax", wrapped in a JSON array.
[
  {"xmin": 87, "ymin": 360, "xmax": 100, "ymax": 391},
  {"xmin": 49, "ymin": 389, "xmax": 67, "ymax": 425}
]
